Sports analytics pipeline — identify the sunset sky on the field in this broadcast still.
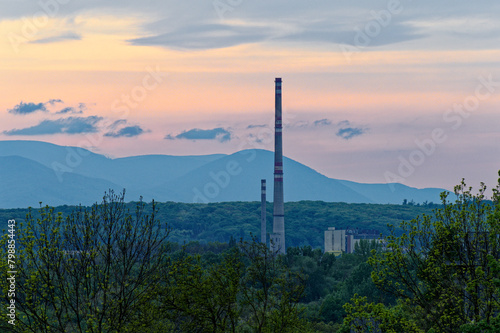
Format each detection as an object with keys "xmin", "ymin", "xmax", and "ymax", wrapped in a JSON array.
[{"xmin": 1, "ymin": 0, "xmax": 499, "ymax": 192}]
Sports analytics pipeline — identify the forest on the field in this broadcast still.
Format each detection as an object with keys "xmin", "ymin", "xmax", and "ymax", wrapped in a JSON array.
[
  {"xmin": 1, "ymin": 178, "xmax": 499, "ymax": 332},
  {"xmin": 0, "ymin": 198, "xmax": 438, "ymax": 249}
]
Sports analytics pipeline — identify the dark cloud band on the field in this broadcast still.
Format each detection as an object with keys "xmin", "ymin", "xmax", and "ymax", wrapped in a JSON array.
[
  {"xmin": 3, "ymin": 116, "xmax": 102, "ymax": 136},
  {"xmin": 105, "ymin": 125, "xmax": 147, "ymax": 138},
  {"xmin": 165, "ymin": 127, "xmax": 231, "ymax": 142},
  {"xmin": 8, "ymin": 102, "xmax": 47, "ymax": 115}
]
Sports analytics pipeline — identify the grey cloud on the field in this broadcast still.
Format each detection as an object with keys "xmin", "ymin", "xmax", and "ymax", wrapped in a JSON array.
[
  {"xmin": 48, "ymin": 99, "xmax": 63, "ymax": 105},
  {"xmin": 8, "ymin": 100, "xmax": 88, "ymax": 115},
  {"xmin": 337, "ymin": 120, "xmax": 350, "ymax": 127},
  {"xmin": 8, "ymin": 102, "xmax": 47, "ymax": 115},
  {"xmin": 165, "ymin": 127, "xmax": 231, "ymax": 142},
  {"xmin": 31, "ymin": 32, "xmax": 82, "ymax": 44},
  {"xmin": 313, "ymin": 119, "xmax": 332, "ymax": 127},
  {"xmin": 105, "ymin": 125, "xmax": 146, "ymax": 138},
  {"xmin": 129, "ymin": 23, "xmax": 269, "ymax": 50},
  {"xmin": 130, "ymin": 19, "xmax": 424, "ymax": 50},
  {"xmin": 356, "ymin": 22, "xmax": 425, "ymax": 47},
  {"xmin": 124, "ymin": 2, "xmax": 451, "ymax": 51},
  {"xmin": 287, "ymin": 120, "xmax": 310, "ymax": 129},
  {"xmin": 1, "ymin": 0, "xmax": 497, "ymax": 20},
  {"xmin": 108, "ymin": 119, "xmax": 128, "ymax": 130},
  {"xmin": 275, "ymin": 19, "xmax": 425, "ymax": 47},
  {"xmin": 56, "ymin": 107, "xmax": 82, "ymax": 114},
  {"xmin": 287, "ymin": 119, "xmax": 333, "ymax": 129},
  {"xmin": 336, "ymin": 127, "xmax": 366, "ymax": 140},
  {"xmin": 3, "ymin": 116, "xmax": 102, "ymax": 136},
  {"xmin": 285, "ymin": 118, "xmax": 368, "ymax": 139},
  {"xmin": 247, "ymin": 133, "xmax": 265, "ymax": 144},
  {"xmin": 1, "ymin": 1, "xmax": 498, "ymax": 51},
  {"xmin": 54, "ymin": 102, "xmax": 87, "ymax": 114},
  {"xmin": 104, "ymin": 119, "xmax": 148, "ymax": 138},
  {"xmin": 247, "ymin": 124, "xmax": 267, "ymax": 129},
  {"xmin": 335, "ymin": 120, "xmax": 368, "ymax": 140},
  {"xmin": 78, "ymin": 103, "xmax": 88, "ymax": 112}
]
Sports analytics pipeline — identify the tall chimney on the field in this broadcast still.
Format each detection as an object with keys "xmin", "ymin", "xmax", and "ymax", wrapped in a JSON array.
[
  {"xmin": 271, "ymin": 78, "xmax": 285, "ymax": 254},
  {"xmin": 261, "ymin": 179, "xmax": 266, "ymax": 244}
]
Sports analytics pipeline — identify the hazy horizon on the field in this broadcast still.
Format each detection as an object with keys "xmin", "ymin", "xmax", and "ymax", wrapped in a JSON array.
[{"xmin": 1, "ymin": 0, "xmax": 499, "ymax": 191}]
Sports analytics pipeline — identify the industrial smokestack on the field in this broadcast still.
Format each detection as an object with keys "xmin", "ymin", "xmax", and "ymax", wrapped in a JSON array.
[
  {"xmin": 261, "ymin": 179, "xmax": 266, "ymax": 244},
  {"xmin": 271, "ymin": 78, "xmax": 285, "ymax": 254}
]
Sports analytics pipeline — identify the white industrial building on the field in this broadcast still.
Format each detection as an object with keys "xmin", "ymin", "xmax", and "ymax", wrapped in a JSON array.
[{"xmin": 324, "ymin": 227, "xmax": 381, "ymax": 255}]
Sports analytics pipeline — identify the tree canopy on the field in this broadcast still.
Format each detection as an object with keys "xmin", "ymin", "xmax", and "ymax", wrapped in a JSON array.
[{"xmin": 343, "ymin": 177, "xmax": 500, "ymax": 332}]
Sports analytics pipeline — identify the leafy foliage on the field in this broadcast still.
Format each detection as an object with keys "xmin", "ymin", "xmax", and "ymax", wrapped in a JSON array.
[
  {"xmin": 365, "ymin": 179, "xmax": 500, "ymax": 332},
  {"xmin": 239, "ymin": 238, "xmax": 307, "ymax": 332},
  {"xmin": 159, "ymin": 249, "xmax": 242, "ymax": 332},
  {"xmin": 0, "ymin": 190, "xmax": 170, "ymax": 332},
  {"xmin": 340, "ymin": 296, "xmax": 424, "ymax": 333}
]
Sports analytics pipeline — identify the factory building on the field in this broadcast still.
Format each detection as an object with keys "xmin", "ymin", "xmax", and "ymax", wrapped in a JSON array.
[{"xmin": 324, "ymin": 227, "xmax": 381, "ymax": 255}]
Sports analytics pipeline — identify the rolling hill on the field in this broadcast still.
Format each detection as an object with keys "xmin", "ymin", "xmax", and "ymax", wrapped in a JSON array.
[{"xmin": 0, "ymin": 140, "xmax": 447, "ymax": 208}]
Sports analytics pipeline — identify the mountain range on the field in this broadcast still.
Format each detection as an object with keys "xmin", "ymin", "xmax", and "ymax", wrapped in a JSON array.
[{"xmin": 0, "ymin": 140, "xmax": 447, "ymax": 208}]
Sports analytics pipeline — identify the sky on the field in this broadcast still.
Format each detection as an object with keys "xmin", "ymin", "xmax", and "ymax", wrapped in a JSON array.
[{"xmin": 1, "ymin": 0, "xmax": 499, "ymax": 192}]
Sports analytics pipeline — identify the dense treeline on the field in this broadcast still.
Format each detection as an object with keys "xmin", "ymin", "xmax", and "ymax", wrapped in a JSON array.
[
  {"xmin": 0, "ymin": 199, "xmax": 437, "ymax": 249},
  {"xmin": 0, "ymin": 192, "xmax": 311, "ymax": 331},
  {"xmin": 1, "ymin": 178, "xmax": 499, "ymax": 332},
  {"xmin": 0, "ymin": 190, "xmax": 389, "ymax": 332}
]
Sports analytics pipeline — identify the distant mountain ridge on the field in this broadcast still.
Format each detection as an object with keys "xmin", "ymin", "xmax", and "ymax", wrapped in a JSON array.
[{"xmin": 0, "ymin": 140, "xmax": 447, "ymax": 208}]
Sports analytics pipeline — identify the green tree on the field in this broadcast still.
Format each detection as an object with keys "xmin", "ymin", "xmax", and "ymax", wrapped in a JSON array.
[
  {"xmin": 320, "ymin": 290, "xmax": 349, "ymax": 324},
  {"xmin": 354, "ymin": 239, "xmax": 382, "ymax": 258},
  {"xmin": 340, "ymin": 296, "xmax": 423, "ymax": 333},
  {"xmin": 158, "ymin": 248, "xmax": 242, "ymax": 333},
  {"xmin": 0, "ymin": 190, "xmax": 170, "ymax": 332},
  {"xmin": 368, "ymin": 179, "xmax": 500, "ymax": 332},
  {"xmin": 239, "ymin": 238, "xmax": 307, "ymax": 332},
  {"xmin": 150, "ymin": 237, "xmax": 308, "ymax": 333}
]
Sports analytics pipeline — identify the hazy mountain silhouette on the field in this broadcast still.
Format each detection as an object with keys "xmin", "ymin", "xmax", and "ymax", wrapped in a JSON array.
[
  {"xmin": 0, "ymin": 155, "xmax": 127, "ymax": 208},
  {"xmin": 0, "ymin": 140, "xmax": 447, "ymax": 208},
  {"xmin": 0, "ymin": 140, "xmax": 223, "ymax": 191}
]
